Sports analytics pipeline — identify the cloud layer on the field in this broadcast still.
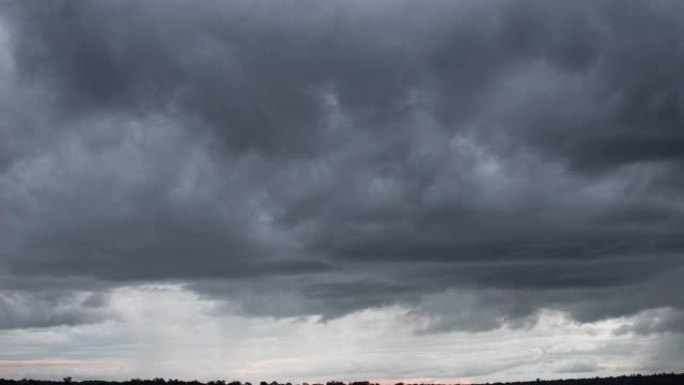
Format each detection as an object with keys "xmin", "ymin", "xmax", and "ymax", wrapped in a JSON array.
[{"xmin": 0, "ymin": 0, "xmax": 683, "ymax": 335}]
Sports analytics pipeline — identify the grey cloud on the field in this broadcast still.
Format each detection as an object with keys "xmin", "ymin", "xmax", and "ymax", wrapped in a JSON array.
[
  {"xmin": 554, "ymin": 359, "xmax": 599, "ymax": 374},
  {"xmin": 614, "ymin": 308, "xmax": 684, "ymax": 336},
  {"xmin": 0, "ymin": 0, "xmax": 683, "ymax": 331},
  {"xmin": 0, "ymin": 290, "xmax": 108, "ymax": 330},
  {"xmin": 641, "ymin": 334, "xmax": 684, "ymax": 373}
]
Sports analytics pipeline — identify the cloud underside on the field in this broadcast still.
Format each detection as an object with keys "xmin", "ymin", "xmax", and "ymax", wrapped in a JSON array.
[{"xmin": 0, "ymin": 0, "xmax": 683, "ymax": 332}]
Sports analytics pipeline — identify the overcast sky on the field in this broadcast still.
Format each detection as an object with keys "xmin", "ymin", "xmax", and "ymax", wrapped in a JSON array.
[{"xmin": 1, "ymin": 0, "xmax": 683, "ymax": 383}]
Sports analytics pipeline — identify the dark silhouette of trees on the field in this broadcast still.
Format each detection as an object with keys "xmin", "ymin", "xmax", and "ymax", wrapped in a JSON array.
[{"xmin": 0, "ymin": 373, "xmax": 683, "ymax": 385}]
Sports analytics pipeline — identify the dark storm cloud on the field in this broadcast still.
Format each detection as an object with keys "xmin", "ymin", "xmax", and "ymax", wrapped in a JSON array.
[
  {"xmin": 1, "ymin": 0, "xmax": 684, "ymax": 331},
  {"xmin": 0, "ymin": 290, "xmax": 107, "ymax": 330}
]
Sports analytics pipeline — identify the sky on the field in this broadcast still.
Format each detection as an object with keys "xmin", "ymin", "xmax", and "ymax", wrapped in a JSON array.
[{"xmin": 0, "ymin": 0, "xmax": 683, "ymax": 383}]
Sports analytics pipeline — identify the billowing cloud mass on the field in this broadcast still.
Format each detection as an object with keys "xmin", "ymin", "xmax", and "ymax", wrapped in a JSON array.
[{"xmin": 0, "ymin": 0, "xmax": 683, "ymax": 381}]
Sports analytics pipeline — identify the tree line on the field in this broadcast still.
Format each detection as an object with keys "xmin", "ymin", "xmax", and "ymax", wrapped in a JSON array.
[{"xmin": 0, "ymin": 373, "xmax": 682, "ymax": 385}]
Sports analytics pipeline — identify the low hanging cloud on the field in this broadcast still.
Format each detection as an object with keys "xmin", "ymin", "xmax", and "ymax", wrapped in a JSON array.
[
  {"xmin": 0, "ymin": 0, "xmax": 683, "ymax": 333},
  {"xmin": 0, "ymin": 290, "xmax": 108, "ymax": 330}
]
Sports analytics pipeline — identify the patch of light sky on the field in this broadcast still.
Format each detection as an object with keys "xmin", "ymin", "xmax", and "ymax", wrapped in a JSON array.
[{"xmin": 0, "ymin": 284, "xmax": 675, "ymax": 383}]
